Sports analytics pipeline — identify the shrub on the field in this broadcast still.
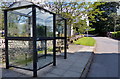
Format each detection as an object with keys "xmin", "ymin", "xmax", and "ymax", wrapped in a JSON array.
[
  {"xmin": 111, "ymin": 31, "xmax": 120, "ymax": 39},
  {"xmin": 116, "ymin": 31, "xmax": 120, "ymax": 38},
  {"xmin": 88, "ymin": 28, "xmax": 95, "ymax": 34}
]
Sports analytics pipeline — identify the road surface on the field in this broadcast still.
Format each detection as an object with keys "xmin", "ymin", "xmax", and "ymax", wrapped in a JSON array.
[{"xmin": 87, "ymin": 37, "xmax": 119, "ymax": 77}]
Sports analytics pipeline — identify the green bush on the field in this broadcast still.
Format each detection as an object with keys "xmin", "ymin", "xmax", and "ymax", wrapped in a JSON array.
[
  {"xmin": 116, "ymin": 31, "xmax": 120, "ymax": 38},
  {"xmin": 88, "ymin": 28, "xmax": 95, "ymax": 34},
  {"xmin": 111, "ymin": 31, "xmax": 120, "ymax": 39},
  {"xmin": 111, "ymin": 32, "xmax": 117, "ymax": 38}
]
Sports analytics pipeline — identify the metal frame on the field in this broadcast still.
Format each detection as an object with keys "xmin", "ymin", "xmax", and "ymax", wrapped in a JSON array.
[
  {"xmin": 4, "ymin": 10, "xmax": 9, "ymax": 69},
  {"xmin": 32, "ymin": 5, "xmax": 37, "ymax": 77},
  {"xmin": 64, "ymin": 19, "xmax": 67, "ymax": 59},
  {"xmin": 53, "ymin": 14, "xmax": 56, "ymax": 66},
  {"xmin": 4, "ymin": 4, "xmax": 67, "ymax": 77}
]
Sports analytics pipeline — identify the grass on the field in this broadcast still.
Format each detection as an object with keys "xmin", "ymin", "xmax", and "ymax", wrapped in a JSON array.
[
  {"xmin": 37, "ymin": 47, "xmax": 53, "ymax": 54},
  {"xmin": 48, "ymin": 47, "xmax": 53, "ymax": 52},
  {"xmin": 10, "ymin": 54, "xmax": 32, "ymax": 66},
  {"xmin": 14, "ymin": 58, "xmax": 32, "ymax": 66},
  {"xmin": 38, "ymin": 50, "xmax": 44, "ymax": 54},
  {"xmin": 73, "ymin": 37, "xmax": 96, "ymax": 46}
]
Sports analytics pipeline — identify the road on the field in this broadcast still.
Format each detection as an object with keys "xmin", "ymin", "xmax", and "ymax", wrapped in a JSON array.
[{"xmin": 87, "ymin": 37, "xmax": 119, "ymax": 77}]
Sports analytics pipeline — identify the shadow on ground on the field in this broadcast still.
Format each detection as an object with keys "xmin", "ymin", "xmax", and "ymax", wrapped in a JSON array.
[{"xmin": 87, "ymin": 53, "xmax": 119, "ymax": 78}]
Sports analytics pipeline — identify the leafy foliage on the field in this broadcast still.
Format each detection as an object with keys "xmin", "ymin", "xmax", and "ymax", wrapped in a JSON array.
[
  {"xmin": 91, "ymin": 2, "xmax": 119, "ymax": 36},
  {"xmin": 111, "ymin": 31, "xmax": 120, "ymax": 39},
  {"xmin": 42, "ymin": 2, "xmax": 105, "ymax": 34},
  {"xmin": 36, "ymin": 25, "xmax": 46, "ymax": 37},
  {"xmin": 0, "ymin": 2, "xmax": 13, "ymax": 30},
  {"xmin": 0, "ymin": 1, "xmax": 109, "ymax": 36},
  {"xmin": 0, "ymin": 9, "xmax": 4, "ymax": 30}
]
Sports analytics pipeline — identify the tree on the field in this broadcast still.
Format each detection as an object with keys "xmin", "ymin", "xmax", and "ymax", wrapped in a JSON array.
[
  {"xmin": 116, "ymin": 15, "xmax": 120, "ymax": 31},
  {"xmin": 0, "ymin": 2, "xmax": 13, "ymax": 30},
  {"xmin": 91, "ymin": 2, "xmax": 119, "ymax": 36},
  {"xmin": 0, "ymin": 1, "xmax": 106, "ymax": 35},
  {"xmin": 7, "ymin": 13, "xmax": 20, "ymax": 36},
  {"xmin": 36, "ymin": 24, "xmax": 46, "ymax": 37},
  {"xmin": 0, "ymin": 8, "xmax": 4, "ymax": 30},
  {"xmin": 39, "ymin": 2, "xmax": 105, "ymax": 35}
]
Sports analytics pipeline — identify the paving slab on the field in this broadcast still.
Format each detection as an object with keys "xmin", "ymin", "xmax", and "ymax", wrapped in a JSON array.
[
  {"xmin": 1, "ymin": 44, "xmax": 95, "ymax": 78},
  {"xmin": 1, "ymin": 52, "xmax": 93, "ymax": 78}
]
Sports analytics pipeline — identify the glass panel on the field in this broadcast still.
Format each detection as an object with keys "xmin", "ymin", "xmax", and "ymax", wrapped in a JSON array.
[
  {"xmin": 56, "ymin": 39, "xmax": 65, "ymax": 55},
  {"xmin": 15, "ymin": 8, "xmax": 32, "ymax": 15},
  {"xmin": 7, "ymin": 8, "xmax": 32, "ymax": 37},
  {"xmin": 56, "ymin": 16, "xmax": 65, "ymax": 37},
  {"xmin": 36, "ymin": 8, "xmax": 53, "ymax": 37},
  {"xmin": 37, "ymin": 40, "xmax": 46, "ymax": 56},
  {"xmin": 10, "ymin": 2, "xmax": 33, "ymax": 8},
  {"xmin": 37, "ymin": 40, "xmax": 53, "ymax": 69},
  {"xmin": 8, "ymin": 40, "xmax": 33, "ymax": 70}
]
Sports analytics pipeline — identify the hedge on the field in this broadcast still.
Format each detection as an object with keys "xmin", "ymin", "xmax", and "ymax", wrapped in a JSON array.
[{"xmin": 111, "ymin": 31, "xmax": 120, "ymax": 39}]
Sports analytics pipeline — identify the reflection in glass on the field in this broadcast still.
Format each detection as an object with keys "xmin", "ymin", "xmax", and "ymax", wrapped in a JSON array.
[
  {"xmin": 37, "ymin": 40, "xmax": 53, "ymax": 69},
  {"xmin": 56, "ymin": 39, "xmax": 65, "ymax": 54},
  {"xmin": 8, "ymin": 40, "xmax": 33, "ymax": 69},
  {"xmin": 36, "ymin": 8, "xmax": 53, "ymax": 37},
  {"xmin": 5, "ymin": 2, "xmax": 67, "ymax": 77},
  {"xmin": 7, "ymin": 8, "xmax": 32, "ymax": 37},
  {"xmin": 56, "ymin": 16, "xmax": 65, "ymax": 37}
]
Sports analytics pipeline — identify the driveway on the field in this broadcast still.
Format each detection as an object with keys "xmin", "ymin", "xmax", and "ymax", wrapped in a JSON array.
[{"xmin": 87, "ymin": 37, "xmax": 119, "ymax": 77}]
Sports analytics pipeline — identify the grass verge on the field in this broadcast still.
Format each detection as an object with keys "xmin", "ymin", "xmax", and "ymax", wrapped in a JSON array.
[{"xmin": 73, "ymin": 37, "xmax": 96, "ymax": 46}]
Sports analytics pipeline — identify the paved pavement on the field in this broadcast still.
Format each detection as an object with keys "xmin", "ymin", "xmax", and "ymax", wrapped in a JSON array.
[
  {"xmin": 87, "ymin": 37, "xmax": 119, "ymax": 77},
  {"xmin": 1, "ymin": 44, "xmax": 94, "ymax": 78}
]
